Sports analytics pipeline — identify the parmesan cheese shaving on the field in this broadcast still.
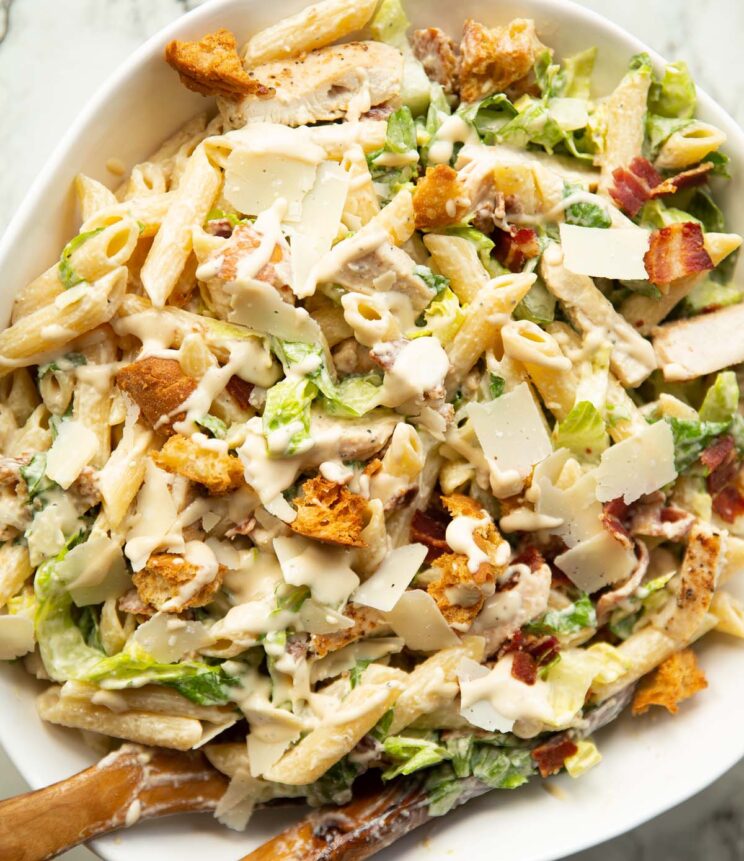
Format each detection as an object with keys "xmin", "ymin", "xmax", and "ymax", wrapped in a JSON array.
[
  {"xmin": 559, "ymin": 224, "xmax": 650, "ymax": 280},
  {"xmin": 351, "ymin": 543, "xmax": 427, "ymax": 612},
  {"xmin": 44, "ymin": 421, "xmax": 98, "ymax": 490},
  {"xmin": 384, "ymin": 590, "xmax": 459, "ymax": 651}
]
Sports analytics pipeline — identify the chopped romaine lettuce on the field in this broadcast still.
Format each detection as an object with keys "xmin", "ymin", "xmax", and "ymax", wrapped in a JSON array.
[
  {"xmin": 305, "ymin": 757, "xmax": 360, "ymax": 806},
  {"xmin": 563, "ymin": 183, "xmax": 611, "ymax": 229},
  {"xmin": 444, "ymin": 225, "xmax": 502, "ymax": 275},
  {"xmin": 534, "ymin": 50, "xmax": 566, "ymax": 98},
  {"xmin": 322, "ymin": 374, "xmax": 384, "ymax": 418},
  {"xmin": 681, "ymin": 277, "xmax": 744, "ymax": 316},
  {"xmin": 20, "ymin": 453, "xmax": 57, "ymax": 501},
  {"xmin": 514, "ymin": 278, "xmax": 557, "ymax": 325},
  {"xmin": 457, "ymin": 93, "xmax": 517, "ymax": 139},
  {"xmin": 414, "ymin": 264, "xmax": 449, "ymax": 295},
  {"xmin": 666, "ymin": 417, "xmax": 731, "ymax": 472},
  {"xmin": 195, "ymin": 414, "xmax": 228, "ymax": 439},
  {"xmin": 367, "ymin": 106, "xmax": 419, "ymax": 200},
  {"xmin": 707, "ymin": 151, "xmax": 731, "ymax": 179},
  {"xmin": 649, "ymin": 61, "xmax": 696, "ymax": 119},
  {"xmin": 639, "ymin": 198, "xmax": 700, "ymax": 230},
  {"xmin": 563, "ymin": 47, "xmax": 597, "ymax": 100},
  {"xmin": 34, "ymin": 548, "xmax": 236, "ymax": 704},
  {"xmin": 553, "ymin": 401, "xmax": 609, "ymax": 462},
  {"xmin": 699, "ymin": 371, "xmax": 740, "ymax": 424},
  {"xmin": 407, "ymin": 287, "xmax": 464, "ymax": 344},
  {"xmin": 526, "ymin": 593, "xmax": 597, "ymax": 635},
  {"xmin": 262, "ymin": 376, "xmax": 316, "ymax": 456},
  {"xmin": 646, "ymin": 115, "xmax": 692, "ymax": 158},
  {"xmin": 383, "ymin": 734, "xmax": 451, "ymax": 780},
  {"xmin": 58, "ymin": 228, "xmax": 104, "ymax": 290},
  {"xmin": 489, "ymin": 374, "xmax": 506, "ymax": 399},
  {"xmin": 686, "ymin": 189, "xmax": 725, "ymax": 234}
]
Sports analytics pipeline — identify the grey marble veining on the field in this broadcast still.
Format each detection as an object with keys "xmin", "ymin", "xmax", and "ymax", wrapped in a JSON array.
[{"xmin": 0, "ymin": 1, "xmax": 743, "ymax": 860}]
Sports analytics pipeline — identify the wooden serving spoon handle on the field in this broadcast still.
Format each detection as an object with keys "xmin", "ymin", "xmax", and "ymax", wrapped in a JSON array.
[{"xmin": 0, "ymin": 744, "xmax": 228, "ymax": 861}]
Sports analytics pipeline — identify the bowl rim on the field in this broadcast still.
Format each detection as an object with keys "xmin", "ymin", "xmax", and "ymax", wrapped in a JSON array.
[{"xmin": 0, "ymin": 1, "xmax": 742, "ymax": 860}]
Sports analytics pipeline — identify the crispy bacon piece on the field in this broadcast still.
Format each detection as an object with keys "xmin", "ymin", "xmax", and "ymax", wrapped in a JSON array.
[
  {"xmin": 413, "ymin": 165, "xmax": 469, "ymax": 230},
  {"xmin": 650, "ymin": 162, "xmax": 714, "ymax": 197},
  {"xmin": 600, "ymin": 498, "xmax": 632, "ymax": 550},
  {"xmin": 610, "ymin": 157, "xmax": 713, "ymax": 218},
  {"xmin": 165, "ymin": 29, "xmax": 273, "ymax": 100},
  {"xmin": 493, "ymin": 227, "xmax": 540, "ymax": 272},
  {"xmin": 531, "ymin": 735, "xmax": 579, "ymax": 778},
  {"xmin": 115, "ymin": 357, "xmax": 196, "ymax": 435},
  {"xmin": 632, "ymin": 649, "xmax": 708, "ymax": 716},
  {"xmin": 712, "ymin": 486, "xmax": 744, "ymax": 523},
  {"xmin": 410, "ymin": 508, "xmax": 450, "ymax": 562},
  {"xmin": 411, "ymin": 28, "xmax": 460, "ymax": 95},
  {"xmin": 700, "ymin": 435, "xmax": 736, "ymax": 494},
  {"xmin": 225, "ymin": 375, "xmax": 254, "ymax": 411},
  {"xmin": 499, "ymin": 629, "xmax": 559, "ymax": 668},
  {"xmin": 609, "ymin": 157, "xmax": 663, "ymax": 217},
  {"xmin": 511, "ymin": 545, "xmax": 546, "ymax": 572},
  {"xmin": 644, "ymin": 222, "xmax": 714, "ymax": 286},
  {"xmin": 511, "ymin": 650, "xmax": 537, "ymax": 685}
]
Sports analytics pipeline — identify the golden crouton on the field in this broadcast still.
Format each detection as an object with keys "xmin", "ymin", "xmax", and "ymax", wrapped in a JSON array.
[
  {"xmin": 427, "ymin": 493, "xmax": 508, "ymax": 629},
  {"xmin": 151, "ymin": 433, "xmax": 244, "ymax": 495},
  {"xmin": 632, "ymin": 649, "xmax": 708, "ymax": 716},
  {"xmin": 289, "ymin": 475, "xmax": 368, "ymax": 547},
  {"xmin": 165, "ymin": 28, "xmax": 274, "ymax": 100},
  {"xmin": 311, "ymin": 604, "xmax": 391, "ymax": 658},
  {"xmin": 115, "ymin": 357, "xmax": 196, "ymax": 435},
  {"xmin": 133, "ymin": 553, "xmax": 225, "ymax": 613},
  {"xmin": 413, "ymin": 165, "xmax": 469, "ymax": 230},
  {"xmin": 459, "ymin": 18, "xmax": 545, "ymax": 103}
]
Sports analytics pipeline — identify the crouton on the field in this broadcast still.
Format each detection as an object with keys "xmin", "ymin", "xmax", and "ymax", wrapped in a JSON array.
[
  {"xmin": 164, "ymin": 28, "xmax": 274, "ymax": 100},
  {"xmin": 311, "ymin": 603, "xmax": 391, "ymax": 658},
  {"xmin": 115, "ymin": 357, "xmax": 196, "ymax": 435},
  {"xmin": 632, "ymin": 649, "xmax": 708, "ymax": 716},
  {"xmin": 151, "ymin": 433, "xmax": 244, "ymax": 495},
  {"xmin": 427, "ymin": 493, "xmax": 509, "ymax": 629},
  {"xmin": 459, "ymin": 18, "xmax": 545, "ymax": 103},
  {"xmin": 289, "ymin": 475, "xmax": 368, "ymax": 547},
  {"xmin": 133, "ymin": 553, "xmax": 224, "ymax": 612},
  {"xmin": 411, "ymin": 27, "xmax": 460, "ymax": 95},
  {"xmin": 413, "ymin": 165, "xmax": 469, "ymax": 231}
]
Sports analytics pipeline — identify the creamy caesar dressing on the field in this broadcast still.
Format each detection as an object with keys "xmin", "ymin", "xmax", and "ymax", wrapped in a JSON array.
[
  {"xmin": 160, "ymin": 540, "xmax": 220, "ymax": 611},
  {"xmin": 445, "ymin": 513, "xmax": 491, "ymax": 573},
  {"xmin": 379, "ymin": 337, "xmax": 450, "ymax": 408},
  {"xmin": 428, "ymin": 115, "xmax": 480, "ymax": 165}
]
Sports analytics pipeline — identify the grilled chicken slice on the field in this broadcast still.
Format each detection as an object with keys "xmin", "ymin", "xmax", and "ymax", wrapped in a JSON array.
[{"xmin": 220, "ymin": 41, "xmax": 403, "ymax": 127}]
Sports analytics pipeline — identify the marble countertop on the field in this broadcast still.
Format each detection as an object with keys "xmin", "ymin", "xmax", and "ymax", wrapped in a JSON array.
[{"xmin": 1, "ymin": 1, "xmax": 743, "ymax": 859}]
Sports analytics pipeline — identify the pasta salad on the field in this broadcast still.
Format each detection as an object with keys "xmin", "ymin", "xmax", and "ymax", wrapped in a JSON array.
[{"xmin": 0, "ymin": 0, "xmax": 742, "ymax": 840}]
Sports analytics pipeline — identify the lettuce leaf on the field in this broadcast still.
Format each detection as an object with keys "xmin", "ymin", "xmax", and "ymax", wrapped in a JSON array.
[
  {"xmin": 681, "ymin": 276, "xmax": 744, "ymax": 316},
  {"xmin": 457, "ymin": 93, "xmax": 517, "ymax": 138},
  {"xmin": 382, "ymin": 735, "xmax": 451, "ymax": 780},
  {"xmin": 639, "ymin": 198, "xmax": 701, "ymax": 230},
  {"xmin": 563, "ymin": 183, "xmax": 611, "ymax": 229},
  {"xmin": 666, "ymin": 417, "xmax": 730, "ymax": 471},
  {"xmin": 526, "ymin": 593, "xmax": 597, "ymax": 635},
  {"xmin": 34, "ymin": 548, "xmax": 236, "ymax": 704},
  {"xmin": 646, "ymin": 115, "xmax": 691, "ymax": 157},
  {"xmin": 37, "ymin": 353, "xmax": 87, "ymax": 379},
  {"xmin": 367, "ymin": 106, "xmax": 419, "ymax": 200},
  {"xmin": 563, "ymin": 47, "xmax": 597, "ymax": 100},
  {"xmin": 514, "ymin": 278, "xmax": 557, "ymax": 325},
  {"xmin": 322, "ymin": 374, "xmax": 384, "ymax": 418},
  {"xmin": 553, "ymin": 401, "xmax": 609, "ymax": 462},
  {"xmin": 489, "ymin": 374, "xmax": 506, "ymax": 399},
  {"xmin": 262, "ymin": 376, "xmax": 316, "ymax": 456},
  {"xmin": 407, "ymin": 287, "xmax": 465, "ymax": 344},
  {"xmin": 195, "ymin": 414, "xmax": 228, "ymax": 439},
  {"xmin": 686, "ymin": 189, "xmax": 725, "ymax": 234},
  {"xmin": 699, "ymin": 371, "xmax": 740, "ymax": 424},
  {"xmin": 20, "ymin": 453, "xmax": 57, "ymax": 501},
  {"xmin": 444, "ymin": 225, "xmax": 502, "ymax": 275},
  {"xmin": 649, "ymin": 61, "xmax": 696, "ymax": 119}
]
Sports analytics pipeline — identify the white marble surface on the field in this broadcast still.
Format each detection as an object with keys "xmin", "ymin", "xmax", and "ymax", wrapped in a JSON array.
[{"xmin": 1, "ymin": 1, "xmax": 743, "ymax": 859}]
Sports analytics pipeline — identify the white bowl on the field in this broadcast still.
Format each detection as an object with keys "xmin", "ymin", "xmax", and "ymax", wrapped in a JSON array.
[{"xmin": 1, "ymin": 1, "xmax": 742, "ymax": 859}]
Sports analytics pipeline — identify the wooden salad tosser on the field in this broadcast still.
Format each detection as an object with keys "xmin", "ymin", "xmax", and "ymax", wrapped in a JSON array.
[{"xmin": 0, "ymin": 744, "xmax": 444, "ymax": 861}]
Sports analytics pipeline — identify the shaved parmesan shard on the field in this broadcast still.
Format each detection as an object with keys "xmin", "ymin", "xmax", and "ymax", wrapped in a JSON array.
[
  {"xmin": 273, "ymin": 535, "xmax": 359, "ymax": 607},
  {"xmin": 58, "ymin": 536, "xmax": 130, "ymax": 607},
  {"xmin": 536, "ymin": 468, "xmax": 605, "ymax": 548},
  {"xmin": 457, "ymin": 657, "xmax": 515, "ymax": 732},
  {"xmin": 44, "ymin": 421, "xmax": 98, "ymax": 489},
  {"xmin": 124, "ymin": 462, "xmax": 184, "ymax": 572},
  {"xmin": 469, "ymin": 383, "xmax": 552, "ymax": 478},
  {"xmin": 130, "ymin": 612, "xmax": 213, "ymax": 663},
  {"xmin": 248, "ymin": 734, "xmax": 297, "ymax": 778},
  {"xmin": 224, "ymin": 150, "xmax": 318, "ymax": 219},
  {"xmin": 0, "ymin": 615, "xmax": 35, "ymax": 660},
  {"xmin": 384, "ymin": 590, "xmax": 459, "ymax": 651},
  {"xmin": 352, "ymin": 544, "xmax": 428, "ymax": 612},
  {"xmin": 595, "ymin": 420, "xmax": 677, "ymax": 504},
  {"xmin": 228, "ymin": 276, "xmax": 322, "ymax": 343},
  {"xmin": 559, "ymin": 224, "xmax": 650, "ymax": 280},
  {"xmin": 554, "ymin": 531, "xmax": 636, "ymax": 593},
  {"xmin": 289, "ymin": 161, "xmax": 350, "ymax": 298}
]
